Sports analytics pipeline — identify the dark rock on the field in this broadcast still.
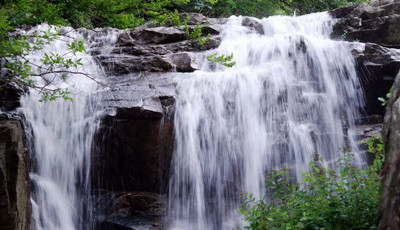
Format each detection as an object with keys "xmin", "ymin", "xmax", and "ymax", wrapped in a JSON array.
[
  {"xmin": 91, "ymin": 104, "xmax": 174, "ymax": 193},
  {"xmin": 99, "ymin": 55, "xmax": 174, "ymax": 75},
  {"xmin": 91, "ymin": 73, "xmax": 177, "ymax": 194},
  {"xmin": 242, "ymin": 17, "xmax": 264, "ymax": 35},
  {"xmin": 0, "ymin": 82, "xmax": 24, "ymax": 112},
  {"xmin": 330, "ymin": 0, "xmax": 400, "ymax": 47},
  {"xmin": 94, "ymin": 191, "xmax": 166, "ymax": 230},
  {"xmin": 91, "ymin": 36, "xmax": 221, "ymax": 58},
  {"xmin": 169, "ymin": 53, "xmax": 199, "ymax": 72},
  {"xmin": 131, "ymin": 27, "xmax": 187, "ymax": 44},
  {"xmin": 350, "ymin": 42, "xmax": 400, "ymax": 116},
  {"xmin": 0, "ymin": 118, "xmax": 30, "ymax": 230},
  {"xmin": 380, "ymin": 71, "xmax": 400, "ymax": 230}
]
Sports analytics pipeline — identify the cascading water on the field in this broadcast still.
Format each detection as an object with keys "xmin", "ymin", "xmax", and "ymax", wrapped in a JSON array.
[
  {"xmin": 18, "ymin": 25, "xmax": 108, "ymax": 230},
  {"xmin": 168, "ymin": 13, "xmax": 364, "ymax": 230}
]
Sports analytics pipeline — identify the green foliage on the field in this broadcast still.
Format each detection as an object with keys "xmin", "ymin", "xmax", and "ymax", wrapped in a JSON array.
[
  {"xmin": 362, "ymin": 134, "xmax": 384, "ymax": 170},
  {"xmin": 378, "ymin": 86, "xmax": 393, "ymax": 106},
  {"xmin": 1, "ymin": 0, "xmax": 372, "ymax": 30},
  {"xmin": 240, "ymin": 147, "xmax": 382, "ymax": 229},
  {"xmin": 39, "ymin": 88, "xmax": 73, "ymax": 102},
  {"xmin": 184, "ymin": 23, "xmax": 210, "ymax": 46},
  {"xmin": 0, "ymin": 18, "xmax": 89, "ymax": 101},
  {"xmin": 207, "ymin": 53, "xmax": 236, "ymax": 67}
]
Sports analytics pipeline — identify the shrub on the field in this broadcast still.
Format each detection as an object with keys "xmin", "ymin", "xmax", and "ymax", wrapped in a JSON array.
[{"xmin": 240, "ymin": 139, "xmax": 382, "ymax": 230}]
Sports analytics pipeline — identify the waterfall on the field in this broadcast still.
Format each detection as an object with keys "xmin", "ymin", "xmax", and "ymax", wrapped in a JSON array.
[
  {"xmin": 168, "ymin": 13, "xmax": 364, "ymax": 230},
  {"xmin": 18, "ymin": 25, "xmax": 106, "ymax": 230}
]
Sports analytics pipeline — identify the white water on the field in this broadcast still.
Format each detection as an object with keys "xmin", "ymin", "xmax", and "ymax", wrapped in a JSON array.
[
  {"xmin": 168, "ymin": 13, "xmax": 364, "ymax": 230},
  {"xmin": 18, "ymin": 25, "xmax": 106, "ymax": 230}
]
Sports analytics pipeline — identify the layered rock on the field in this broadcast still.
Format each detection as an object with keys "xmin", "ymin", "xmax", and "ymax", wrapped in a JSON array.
[
  {"xmin": 85, "ymin": 15, "xmax": 225, "ymax": 76},
  {"xmin": 330, "ymin": 0, "xmax": 400, "ymax": 47},
  {"xmin": 351, "ymin": 42, "xmax": 400, "ymax": 117},
  {"xmin": 0, "ymin": 116, "xmax": 30, "ymax": 230}
]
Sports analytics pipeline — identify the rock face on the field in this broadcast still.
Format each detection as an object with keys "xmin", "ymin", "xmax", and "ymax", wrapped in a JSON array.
[
  {"xmin": 0, "ymin": 117, "xmax": 30, "ymax": 230},
  {"xmin": 328, "ymin": 0, "xmax": 400, "ymax": 119},
  {"xmin": 380, "ymin": 71, "xmax": 400, "ymax": 230},
  {"xmin": 330, "ymin": 0, "xmax": 400, "ymax": 47},
  {"xmin": 0, "ymin": 82, "xmax": 24, "ymax": 112},
  {"xmin": 85, "ymin": 14, "xmax": 224, "ymax": 76},
  {"xmin": 351, "ymin": 42, "xmax": 400, "ymax": 117}
]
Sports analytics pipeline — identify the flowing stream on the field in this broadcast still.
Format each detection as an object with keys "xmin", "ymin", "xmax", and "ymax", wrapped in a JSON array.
[
  {"xmin": 168, "ymin": 13, "xmax": 364, "ymax": 230},
  {"xmin": 18, "ymin": 25, "xmax": 106, "ymax": 230}
]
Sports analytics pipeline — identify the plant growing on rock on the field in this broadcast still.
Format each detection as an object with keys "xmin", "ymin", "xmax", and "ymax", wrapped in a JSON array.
[
  {"xmin": 184, "ymin": 22, "xmax": 211, "ymax": 47},
  {"xmin": 378, "ymin": 86, "xmax": 393, "ymax": 106}
]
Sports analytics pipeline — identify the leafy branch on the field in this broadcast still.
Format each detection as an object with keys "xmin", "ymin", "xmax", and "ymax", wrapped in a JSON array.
[
  {"xmin": 1, "ymin": 23, "xmax": 102, "ymax": 102},
  {"xmin": 207, "ymin": 52, "xmax": 236, "ymax": 67}
]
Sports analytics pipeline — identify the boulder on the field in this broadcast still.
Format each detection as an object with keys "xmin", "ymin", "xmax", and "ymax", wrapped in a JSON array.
[
  {"xmin": 0, "ymin": 117, "xmax": 30, "ymax": 230},
  {"xmin": 242, "ymin": 17, "xmax": 264, "ymax": 35},
  {"xmin": 169, "ymin": 53, "xmax": 199, "ymax": 72}
]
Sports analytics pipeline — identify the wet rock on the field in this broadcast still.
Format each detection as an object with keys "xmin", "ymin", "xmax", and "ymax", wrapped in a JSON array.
[
  {"xmin": 330, "ymin": 0, "xmax": 400, "ymax": 47},
  {"xmin": 242, "ymin": 17, "xmax": 264, "ymax": 35},
  {"xmin": 99, "ymin": 55, "xmax": 174, "ymax": 75},
  {"xmin": 131, "ymin": 27, "xmax": 187, "ymax": 44},
  {"xmin": 94, "ymin": 191, "xmax": 166, "ymax": 230},
  {"xmin": 91, "ymin": 73, "xmax": 177, "ymax": 194},
  {"xmin": 0, "ymin": 117, "xmax": 30, "ymax": 230},
  {"xmin": 380, "ymin": 71, "xmax": 400, "ymax": 229},
  {"xmin": 169, "ymin": 53, "xmax": 199, "ymax": 72},
  {"xmin": 350, "ymin": 42, "xmax": 400, "ymax": 116},
  {"xmin": 91, "ymin": 103, "xmax": 174, "ymax": 193},
  {"xmin": 0, "ymin": 82, "xmax": 24, "ymax": 112}
]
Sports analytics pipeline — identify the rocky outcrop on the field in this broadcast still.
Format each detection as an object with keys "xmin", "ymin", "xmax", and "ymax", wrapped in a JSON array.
[
  {"xmin": 380, "ymin": 71, "xmax": 400, "ymax": 229},
  {"xmin": 85, "ymin": 14, "xmax": 224, "ymax": 76},
  {"xmin": 87, "ymin": 14, "xmax": 227, "ymax": 197},
  {"xmin": 351, "ymin": 42, "xmax": 400, "ymax": 117},
  {"xmin": 330, "ymin": 0, "xmax": 400, "ymax": 47},
  {"xmin": 0, "ymin": 116, "xmax": 30, "ymax": 230},
  {"xmin": 90, "ymin": 73, "xmax": 177, "ymax": 229}
]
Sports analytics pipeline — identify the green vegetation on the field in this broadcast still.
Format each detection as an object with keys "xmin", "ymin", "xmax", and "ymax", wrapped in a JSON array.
[
  {"xmin": 240, "ymin": 135, "xmax": 382, "ymax": 230},
  {"xmin": 1, "ymin": 0, "xmax": 371, "ymax": 30},
  {"xmin": 176, "ymin": 0, "xmax": 370, "ymax": 18},
  {"xmin": 207, "ymin": 53, "xmax": 236, "ymax": 67},
  {"xmin": 185, "ymin": 23, "xmax": 211, "ymax": 46},
  {"xmin": 378, "ymin": 86, "xmax": 394, "ymax": 106},
  {"xmin": 0, "ymin": 19, "xmax": 91, "ymax": 101}
]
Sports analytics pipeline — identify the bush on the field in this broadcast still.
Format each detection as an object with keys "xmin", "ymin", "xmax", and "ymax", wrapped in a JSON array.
[{"xmin": 240, "ymin": 137, "xmax": 382, "ymax": 230}]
